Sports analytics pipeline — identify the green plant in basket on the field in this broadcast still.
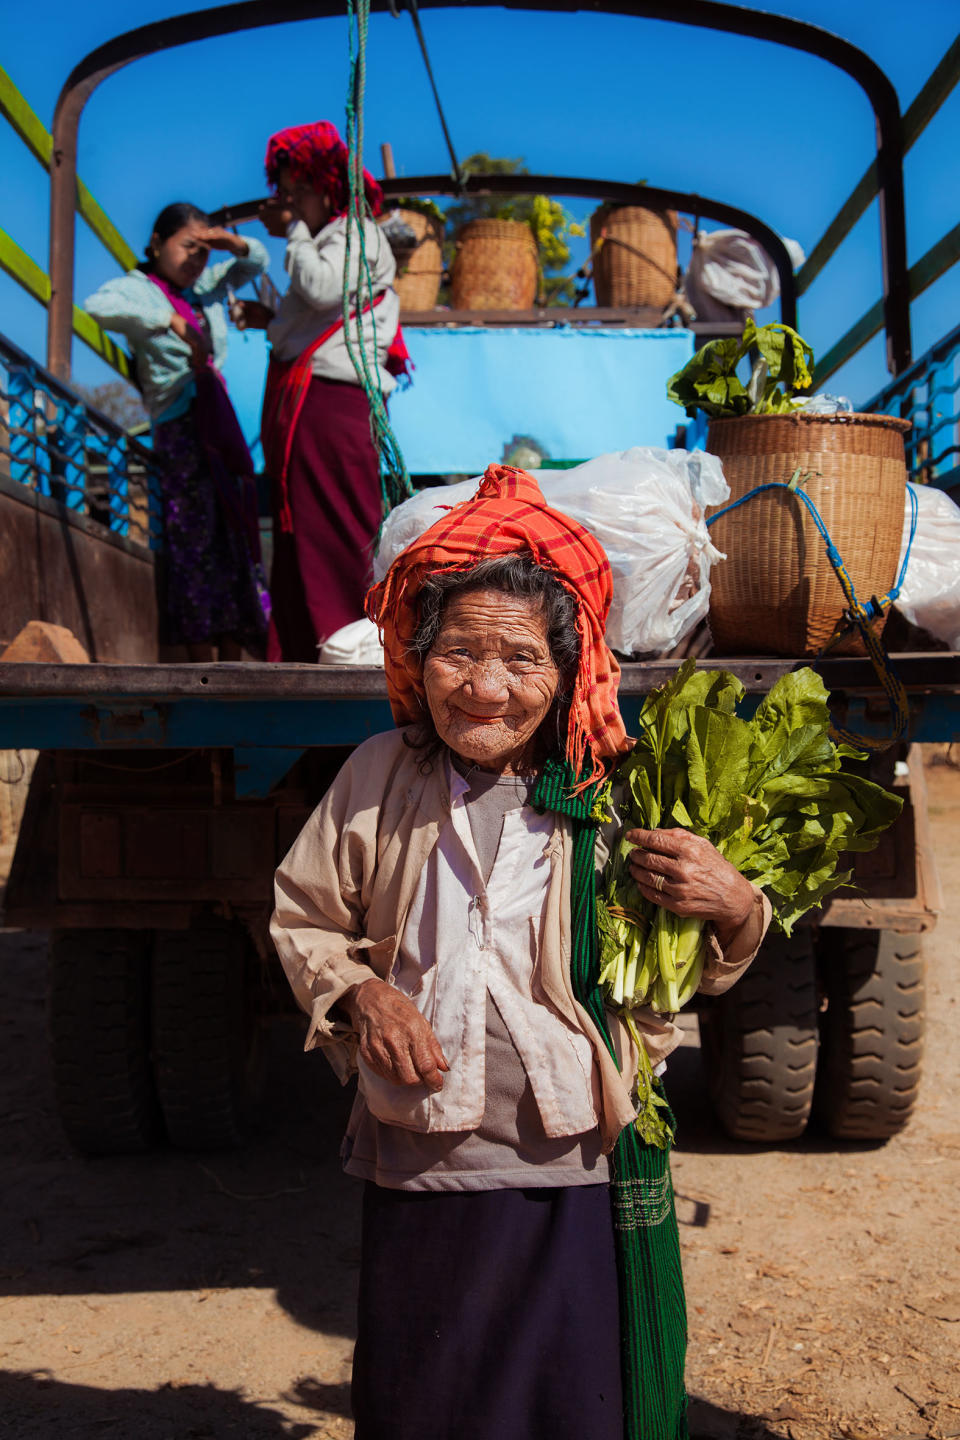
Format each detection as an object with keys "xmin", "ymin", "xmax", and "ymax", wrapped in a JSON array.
[
  {"xmin": 597, "ymin": 659, "xmax": 902, "ymax": 1149},
  {"xmin": 667, "ymin": 318, "xmax": 814, "ymax": 419},
  {"xmin": 444, "ymin": 153, "xmax": 585, "ymax": 303}
]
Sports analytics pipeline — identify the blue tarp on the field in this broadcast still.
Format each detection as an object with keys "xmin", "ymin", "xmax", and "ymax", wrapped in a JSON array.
[
  {"xmin": 389, "ymin": 326, "xmax": 695, "ymax": 473},
  {"xmin": 220, "ymin": 324, "xmax": 695, "ymax": 475}
]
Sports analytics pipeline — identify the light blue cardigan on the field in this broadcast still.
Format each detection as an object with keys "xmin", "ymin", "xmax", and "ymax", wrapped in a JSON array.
[{"xmin": 84, "ymin": 238, "xmax": 270, "ymax": 423}]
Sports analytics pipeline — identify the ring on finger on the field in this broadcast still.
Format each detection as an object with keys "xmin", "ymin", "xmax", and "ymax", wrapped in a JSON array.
[{"xmin": 653, "ymin": 873, "xmax": 666, "ymax": 893}]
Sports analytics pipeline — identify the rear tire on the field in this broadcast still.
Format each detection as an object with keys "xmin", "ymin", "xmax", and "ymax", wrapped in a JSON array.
[
  {"xmin": 814, "ymin": 929, "xmax": 924, "ymax": 1140},
  {"xmin": 48, "ymin": 929, "xmax": 162, "ymax": 1155},
  {"xmin": 699, "ymin": 929, "xmax": 818, "ymax": 1142},
  {"xmin": 151, "ymin": 921, "xmax": 268, "ymax": 1150}
]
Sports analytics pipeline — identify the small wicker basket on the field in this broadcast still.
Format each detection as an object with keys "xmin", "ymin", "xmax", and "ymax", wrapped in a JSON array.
[
  {"xmin": 590, "ymin": 205, "xmax": 678, "ymax": 309},
  {"xmin": 387, "ymin": 208, "xmax": 445, "ymax": 313},
  {"xmin": 706, "ymin": 411, "xmax": 910, "ymax": 657},
  {"xmin": 450, "ymin": 219, "xmax": 539, "ymax": 310}
]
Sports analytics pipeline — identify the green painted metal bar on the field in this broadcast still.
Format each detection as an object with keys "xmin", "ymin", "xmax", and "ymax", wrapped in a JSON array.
[
  {"xmin": 0, "ymin": 228, "xmax": 131, "ymax": 378},
  {"xmin": 798, "ymin": 34, "xmax": 960, "ymax": 298},
  {"xmin": 0, "ymin": 65, "xmax": 138, "ymax": 272},
  {"xmin": 813, "ymin": 220, "xmax": 960, "ymax": 388}
]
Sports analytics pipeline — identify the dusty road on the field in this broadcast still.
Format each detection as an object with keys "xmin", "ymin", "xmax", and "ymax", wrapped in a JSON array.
[{"xmin": 1, "ymin": 752, "xmax": 958, "ymax": 1440}]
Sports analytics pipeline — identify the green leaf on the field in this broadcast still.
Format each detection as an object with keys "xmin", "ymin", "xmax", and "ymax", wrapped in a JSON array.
[{"xmin": 666, "ymin": 320, "xmax": 815, "ymax": 419}]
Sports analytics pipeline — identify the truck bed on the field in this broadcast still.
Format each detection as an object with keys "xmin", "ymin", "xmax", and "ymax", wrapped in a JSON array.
[{"xmin": 1, "ymin": 655, "xmax": 959, "ymax": 750}]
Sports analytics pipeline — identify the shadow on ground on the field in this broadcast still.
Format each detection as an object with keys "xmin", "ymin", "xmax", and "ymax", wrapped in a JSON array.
[{"xmin": 0, "ymin": 1369, "xmax": 787, "ymax": 1440}]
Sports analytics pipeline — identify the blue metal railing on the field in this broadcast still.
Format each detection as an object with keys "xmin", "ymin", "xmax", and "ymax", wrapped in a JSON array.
[
  {"xmin": 1, "ymin": 330, "xmax": 163, "ymax": 548},
  {"xmin": 866, "ymin": 321, "xmax": 960, "ymax": 492}
]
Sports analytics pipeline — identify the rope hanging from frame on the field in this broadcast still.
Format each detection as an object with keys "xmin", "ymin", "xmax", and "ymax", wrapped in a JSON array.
[{"xmin": 343, "ymin": 0, "xmax": 414, "ymax": 515}]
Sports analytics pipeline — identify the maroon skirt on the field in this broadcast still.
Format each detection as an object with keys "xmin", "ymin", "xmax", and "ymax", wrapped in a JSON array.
[{"xmin": 267, "ymin": 376, "xmax": 382, "ymax": 662}]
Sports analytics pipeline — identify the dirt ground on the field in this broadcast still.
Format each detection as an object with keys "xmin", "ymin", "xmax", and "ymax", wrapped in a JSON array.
[{"xmin": 0, "ymin": 752, "xmax": 958, "ymax": 1440}]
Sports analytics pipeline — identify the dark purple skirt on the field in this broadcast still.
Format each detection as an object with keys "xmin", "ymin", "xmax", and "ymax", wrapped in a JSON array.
[
  {"xmin": 267, "ymin": 376, "xmax": 382, "ymax": 662},
  {"xmin": 152, "ymin": 406, "xmax": 267, "ymax": 650},
  {"xmin": 352, "ymin": 1182, "xmax": 623, "ymax": 1440}
]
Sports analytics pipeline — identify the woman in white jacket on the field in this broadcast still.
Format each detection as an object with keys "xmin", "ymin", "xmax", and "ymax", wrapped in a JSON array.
[{"xmin": 256, "ymin": 121, "xmax": 406, "ymax": 662}]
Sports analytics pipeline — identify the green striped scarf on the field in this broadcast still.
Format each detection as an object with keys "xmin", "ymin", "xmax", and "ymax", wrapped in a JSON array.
[{"xmin": 532, "ymin": 758, "xmax": 689, "ymax": 1440}]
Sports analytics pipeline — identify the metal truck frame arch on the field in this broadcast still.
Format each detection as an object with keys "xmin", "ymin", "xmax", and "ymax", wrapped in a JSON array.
[{"xmin": 47, "ymin": 0, "xmax": 910, "ymax": 381}]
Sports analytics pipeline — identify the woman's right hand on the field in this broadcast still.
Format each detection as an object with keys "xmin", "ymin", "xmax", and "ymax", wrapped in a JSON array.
[
  {"xmin": 231, "ymin": 299, "xmax": 275, "ymax": 331},
  {"xmin": 168, "ymin": 313, "xmax": 211, "ymax": 370},
  {"xmin": 258, "ymin": 198, "xmax": 295, "ymax": 237},
  {"xmin": 340, "ymin": 979, "xmax": 449, "ymax": 1091}
]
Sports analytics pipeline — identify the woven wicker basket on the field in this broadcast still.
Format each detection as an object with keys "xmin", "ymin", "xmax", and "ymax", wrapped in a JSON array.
[
  {"xmin": 388, "ymin": 208, "xmax": 445, "ymax": 313},
  {"xmin": 450, "ymin": 219, "xmax": 538, "ymax": 310},
  {"xmin": 590, "ymin": 205, "xmax": 678, "ymax": 308},
  {"xmin": 706, "ymin": 411, "xmax": 910, "ymax": 657}
]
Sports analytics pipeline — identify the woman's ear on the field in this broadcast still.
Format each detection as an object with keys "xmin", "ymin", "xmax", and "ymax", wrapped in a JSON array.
[{"xmin": 148, "ymin": 232, "xmax": 160, "ymax": 259}]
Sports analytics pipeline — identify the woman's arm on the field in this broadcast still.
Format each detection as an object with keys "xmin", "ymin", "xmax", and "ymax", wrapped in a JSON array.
[
  {"xmin": 283, "ymin": 219, "xmax": 347, "ymax": 310},
  {"xmin": 83, "ymin": 273, "xmax": 174, "ymax": 342},
  {"xmin": 271, "ymin": 750, "xmax": 447, "ymax": 1087},
  {"xmin": 193, "ymin": 232, "xmax": 270, "ymax": 302}
]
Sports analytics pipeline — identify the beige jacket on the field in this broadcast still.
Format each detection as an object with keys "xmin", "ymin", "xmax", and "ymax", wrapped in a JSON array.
[{"xmin": 271, "ymin": 729, "xmax": 770, "ymax": 1154}]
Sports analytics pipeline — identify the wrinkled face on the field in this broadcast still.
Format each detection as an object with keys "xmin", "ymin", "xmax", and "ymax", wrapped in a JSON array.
[
  {"xmin": 275, "ymin": 164, "xmax": 334, "ymax": 235},
  {"xmin": 152, "ymin": 220, "xmax": 209, "ymax": 290},
  {"xmin": 423, "ymin": 589, "xmax": 561, "ymax": 774}
]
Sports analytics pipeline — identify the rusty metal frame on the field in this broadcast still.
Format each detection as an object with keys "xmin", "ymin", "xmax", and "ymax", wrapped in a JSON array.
[
  {"xmin": 210, "ymin": 172, "xmax": 799, "ymax": 327},
  {"xmin": 47, "ymin": 0, "xmax": 911, "ymax": 380}
]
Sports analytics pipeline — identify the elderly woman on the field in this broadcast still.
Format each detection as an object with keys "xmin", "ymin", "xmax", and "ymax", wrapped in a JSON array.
[{"xmin": 271, "ymin": 466, "xmax": 769, "ymax": 1440}]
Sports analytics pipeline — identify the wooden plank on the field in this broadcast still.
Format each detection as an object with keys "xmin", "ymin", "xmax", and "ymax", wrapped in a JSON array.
[
  {"xmin": 812, "ymin": 221, "xmax": 960, "ymax": 387},
  {"xmin": 797, "ymin": 36, "xmax": 960, "ymax": 297},
  {"xmin": 0, "ymin": 654, "xmax": 957, "ymax": 701},
  {"xmin": 0, "ymin": 228, "xmax": 132, "ymax": 379},
  {"xmin": 0, "ymin": 64, "xmax": 137, "ymax": 272}
]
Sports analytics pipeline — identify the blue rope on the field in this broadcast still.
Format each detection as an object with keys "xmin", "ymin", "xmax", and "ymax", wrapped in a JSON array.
[
  {"xmin": 706, "ymin": 478, "xmax": 918, "ymax": 751},
  {"xmin": 707, "ymin": 480, "xmax": 918, "ymax": 619}
]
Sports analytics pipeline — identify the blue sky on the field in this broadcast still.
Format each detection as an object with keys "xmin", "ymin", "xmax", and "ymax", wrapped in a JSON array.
[{"xmin": 1, "ymin": 0, "xmax": 957, "ymax": 430}]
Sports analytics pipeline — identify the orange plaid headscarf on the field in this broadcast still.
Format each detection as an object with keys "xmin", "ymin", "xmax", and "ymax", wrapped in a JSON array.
[{"xmin": 365, "ymin": 464, "xmax": 629, "ymax": 788}]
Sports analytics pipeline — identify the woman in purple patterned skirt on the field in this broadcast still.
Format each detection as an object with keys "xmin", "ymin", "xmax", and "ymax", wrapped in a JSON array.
[{"xmin": 86, "ymin": 203, "xmax": 271, "ymax": 659}]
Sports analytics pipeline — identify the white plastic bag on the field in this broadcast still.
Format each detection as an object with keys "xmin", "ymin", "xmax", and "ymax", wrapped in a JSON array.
[
  {"xmin": 683, "ymin": 228, "xmax": 805, "ymax": 321},
  {"xmin": 374, "ymin": 449, "xmax": 729, "ymax": 656},
  {"xmin": 318, "ymin": 617, "xmax": 385, "ymax": 666},
  {"xmin": 895, "ymin": 484, "xmax": 960, "ymax": 648}
]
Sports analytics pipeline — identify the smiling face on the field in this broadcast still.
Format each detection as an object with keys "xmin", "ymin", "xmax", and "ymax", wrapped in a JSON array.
[
  {"xmin": 152, "ymin": 220, "xmax": 210, "ymax": 290},
  {"xmin": 422, "ymin": 588, "xmax": 561, "ymax": 774}
]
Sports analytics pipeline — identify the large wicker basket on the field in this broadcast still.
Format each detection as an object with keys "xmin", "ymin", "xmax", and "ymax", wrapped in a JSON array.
[
  {"xmin": 450, "ymin": 219, "xmax": 538, "ymax": 310},
  {"xmin": 706, "ymin": 411, "xmax": 910, "ymax": 657},
  {"xmin": 388, "ymin": 207, "xmax": 445, "ymax": 313},
  {"xmin": 590, "ymin": 205, "xmax": 678, "ymax": 308}
]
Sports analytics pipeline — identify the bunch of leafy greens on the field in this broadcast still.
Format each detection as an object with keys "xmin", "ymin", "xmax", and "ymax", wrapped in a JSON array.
[
  {"xmin": 598, "ymin": 660, "xmax": 902, "ymax": 1148},
  {"xmin": 666, "ymin": 318, "xmax": 814, "ymax": 419}
]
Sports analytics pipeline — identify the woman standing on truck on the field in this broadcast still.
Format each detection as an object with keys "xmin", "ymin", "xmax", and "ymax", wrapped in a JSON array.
[
  {"xmin": 254, "ymin": 121, "xmax": 405, "ymax": 663},
  {"xmin": 85, "ymin": 204, "xmax": 270, "ymax": 659}
]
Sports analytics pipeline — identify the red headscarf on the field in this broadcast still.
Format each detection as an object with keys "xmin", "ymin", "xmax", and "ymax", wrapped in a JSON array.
[
  {"xmin": 366, "ymin": 465, "xmax": 629, "ymax": 789},
  {"xmin": 264, "ymin": 121, "xmax": 383, "ymax": 218}
]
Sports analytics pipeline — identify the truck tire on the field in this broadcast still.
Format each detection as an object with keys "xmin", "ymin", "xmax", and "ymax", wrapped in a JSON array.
[
  {"xmin": 814, "ymin": 929, "xmax": 924, "ymax": 1140},
  {"xmin": 151, "ymin": 921, "xmax": 267, "ymax": 1150},
  {"xmin": 699, "ymin": 929, "xmax": 818, "ymax": 1143},
  {"xmin": 48, "ymin": 929, "xmax": 162, "ymax": 1155}
]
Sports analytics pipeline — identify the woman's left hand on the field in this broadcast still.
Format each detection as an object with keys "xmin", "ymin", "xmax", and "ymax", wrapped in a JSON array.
[
  {"xmin": 626, "ymin": 827, "xmax": 755, "ymax": 948},
  {"xmin": 194, "ymin": 226, "xmax": 249, "ymax": 256}
]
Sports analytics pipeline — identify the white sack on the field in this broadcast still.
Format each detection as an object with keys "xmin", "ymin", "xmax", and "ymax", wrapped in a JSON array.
[
  {"xmin": 318, "ymin": 617, "xmax": 385, "ymax": 666},
  {"xmin": 895, "ymin": 483, "xmax": 960, "ymax": 649},
  {"xmin": 683, "ymin": 228, "xmax": 805, "ymax": 321},
  {"xmin": 374, "ymin": 448, "xmax": 729, "ymax": 656}
]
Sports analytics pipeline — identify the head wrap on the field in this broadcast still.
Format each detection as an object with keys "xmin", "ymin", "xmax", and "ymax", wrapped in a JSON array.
[
  {"xmin": 264, "ymin": 121, "xmax": 383, "ymax": 218},
  {"xmin": 366, "ymin": 464, "xmax": 629, "ymax": 788}
]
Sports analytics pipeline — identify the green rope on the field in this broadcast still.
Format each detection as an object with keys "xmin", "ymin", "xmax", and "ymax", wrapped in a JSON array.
[
  {"xmin": 532, "ymin": 759, "xmax": 689, "ymax": 1440},
  {"xmin": 343, "ymin": 0, "xmax": 414, "ymax": 515}
]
